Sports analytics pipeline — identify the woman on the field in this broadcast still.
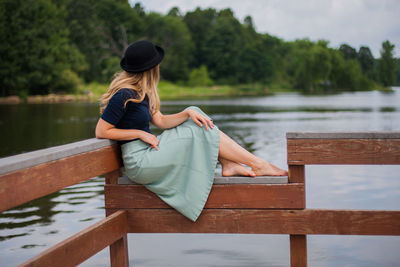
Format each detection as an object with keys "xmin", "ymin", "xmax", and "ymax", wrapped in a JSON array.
[{"xmin": 95, "ymin": 40, "xmax": 287, "ymax": 221}]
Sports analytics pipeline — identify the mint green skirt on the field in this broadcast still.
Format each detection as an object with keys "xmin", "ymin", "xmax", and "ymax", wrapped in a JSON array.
[{"xmin": 121, "ymin": 106, "xmax": 220, "ymax": 222}]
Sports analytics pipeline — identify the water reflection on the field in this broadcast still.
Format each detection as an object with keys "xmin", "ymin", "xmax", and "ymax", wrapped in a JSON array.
[{"xmin": 0, "ymin": 89, "xmax": 400, "ymax": 266}]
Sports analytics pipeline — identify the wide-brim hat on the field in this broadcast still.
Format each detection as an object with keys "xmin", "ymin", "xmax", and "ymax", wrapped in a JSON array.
[{"xmin": 120, "ymin": 40, "xmax": 164, "ymax": 73}]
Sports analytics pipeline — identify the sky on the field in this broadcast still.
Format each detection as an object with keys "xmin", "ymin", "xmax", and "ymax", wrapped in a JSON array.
[{"xmin": 129, "ymin": 0, "xmax": 400, "ymax": 58}]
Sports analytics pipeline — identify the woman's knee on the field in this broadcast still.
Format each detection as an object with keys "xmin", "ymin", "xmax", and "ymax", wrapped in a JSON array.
[{"xmin": 185, "ymin": 106, "xmax": 209, "ymax": 118}]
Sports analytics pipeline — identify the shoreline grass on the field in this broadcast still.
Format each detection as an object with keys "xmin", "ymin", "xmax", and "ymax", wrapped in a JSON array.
[{"xmin": 0, "ymin": 81, "xmax": 395, "ymax": 104}]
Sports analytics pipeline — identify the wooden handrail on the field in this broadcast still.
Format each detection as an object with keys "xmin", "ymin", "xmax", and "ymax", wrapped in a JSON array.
[
  {"xmin": 287, "ymin": 131, "xmax": 400, "ymax": 165},
  {"xmin": 20, "ymin": 210, "xmax": 128, "ymax": 267},
  {"xmin": 0, "ymin": 138, "xmax": 115, "ymax": 175},
  {"xmin": 0, "ymin": 138, "xmax": 122, "ymax": 212}
]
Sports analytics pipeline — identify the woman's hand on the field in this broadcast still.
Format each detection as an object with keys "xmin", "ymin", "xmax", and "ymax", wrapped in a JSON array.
[
  {"xmin": 140, "ymin": 132, "xmax": 159, "ymax": 150},
  {"xmin": 186, "ymin": 109, "xmax": 214, "ymax": 130}
]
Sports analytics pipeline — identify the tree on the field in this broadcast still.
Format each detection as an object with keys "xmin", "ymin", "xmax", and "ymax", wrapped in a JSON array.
[
  {"xmin": 183, "ymin": 8, "xmax": 218, "ymax": 68},
  {"xmin": 203, "ymin": 10, "xmax": 245, "ymax": 83},
  {"xmin": 66, "ymin": 0, "xmax": 145, "ymax": 82},
  {"xmin": 378, "ymin": 40, "xmax": 396, "ymax": 86},
  {"xmin": 339, "ymin": 44, "xmax": 357, "ymax": 60},
  {"xmin": 188, "ymin": 65, "xmax": 213, "ymax": 86},
  {"xmin": 357, "ymin": 46, "xmax": 375, "ymax": 79},
  {"xmin": 167, "ymin": 6, "xmax": 182, "ymax": 18},
  {"xmin": 329, "ymin": 50, "xmax": 364, "ymax": 90},
  {"xmin": 0, "ymin": 0, "xmax": 85, "ymax": 96},
  {"xmin": 395, "ymin": 58, "xmax": 400, "ymax": 85},
  {"xmin": 144, "ymin": 13, "xmax": 194, "ymax": 82}
]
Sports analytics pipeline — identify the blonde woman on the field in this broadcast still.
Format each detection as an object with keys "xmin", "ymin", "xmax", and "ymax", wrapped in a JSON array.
[{"xmin": 95, "ymin": 40, "xmax": 287, "ymax": 221}]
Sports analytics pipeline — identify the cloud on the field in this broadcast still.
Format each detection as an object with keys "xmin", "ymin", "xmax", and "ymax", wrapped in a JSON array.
[{"xmin": 131, "ymin": 0, "xmax": 400, "ymax": 57}]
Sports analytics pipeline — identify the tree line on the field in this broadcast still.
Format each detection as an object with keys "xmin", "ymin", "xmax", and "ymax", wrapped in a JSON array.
[{"xmin": 0, "ymin": 0, "xmax": 399, "ymax": 97}]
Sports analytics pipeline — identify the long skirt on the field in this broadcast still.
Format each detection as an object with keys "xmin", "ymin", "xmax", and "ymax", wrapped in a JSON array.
[{"xmin": 121, "ymin": 106, "xmax": 220, "ymax": 222}]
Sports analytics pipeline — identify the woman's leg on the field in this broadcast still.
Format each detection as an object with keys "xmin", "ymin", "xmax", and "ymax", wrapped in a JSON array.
[{"xmin": 218, "ymin": 130, "xmax": 287, "ymax": 176}]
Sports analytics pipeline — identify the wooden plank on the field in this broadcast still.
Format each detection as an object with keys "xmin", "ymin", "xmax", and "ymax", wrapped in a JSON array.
[
  {"xmin": 116, "ymin": 209, "xmax": 400, "ymax": 235},
  {"xmin": 0, "ymin": 138, "xmax": 115, "ymax": 175},
  {"xmin": 106, "ymin": 169, "xmax": 122, "ymax": 185},
  {"xmin": 20, "ymin": 210, "xmax": 128, "ymax": 267},
  {"xmin": 110, "ymin": 235, "xmax": 129, "ymax": 267},
  {"xmin": 290, "ymin": 235, "xmax": 307, "ymax": 267},
  {"xmin": 287, "ymin": 139, "xmax": 400, "ymax": 164},
  {"xmin": 288, "ymin": 165, "xmax": 305, "ymax": 184},
  {"xmin": 286, "ymin": 132, "xmax": 400, "ymax": 139},
  {"xmin": 105, "ymin": 183, "xmax": 305, "ymax": 209},
  {"xmin": 117, "ymin": 175, "xmax": 288, "ymax": 185},
  {"xmin": 0, "ymin": 145, "xmax": 122, "ymax": 212},
  {"xmin": 288, "ymin": 165, "xmax": 305, "ymax": 209}
]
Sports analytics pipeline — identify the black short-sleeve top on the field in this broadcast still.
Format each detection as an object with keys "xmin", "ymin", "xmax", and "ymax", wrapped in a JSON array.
[{"xmin": 100, "ymin": 88, "xmax": 152, "ymax": 144}]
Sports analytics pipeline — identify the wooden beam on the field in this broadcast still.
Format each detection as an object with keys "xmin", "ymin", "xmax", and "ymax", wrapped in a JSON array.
[
  {"xmin": 288, "ymin": 165, "xmax": 305, "ymax": 184},
  {"xmin": 288, "ymin": 165, "xmax": 305, "ymax": 208},
  {"xmin": 0, "ymin": 145, "xmax": 122, "ymax": 212},
  {"xmin": 110, "ymin": 235, "xmax": 129, "ymax": 267},
  {"xmin": 20, "ymin": 210, "xmax": 128, "ymax": 267},
  {"xmin": 116, "ymin": 209, "xmax": 400, "ymax": 235},
  {"xmin": 0, "ymin": 138, "xmax": 116, "ymax": 175},
  {"xmin": 105, "ymin": 183, "xmax": 305, "ymax": 209},
  {"xmin": 287, "ymin": 139, "xmax": 400, "ymax": 165},
  {"xmin": 106, "ymin": 169, "xmax": 121, "ymax": 185},
  {"xmin": 286, "ymin": 132, "xmax": 400, "ymax": 139},
  {"xmin": 290, "ymin": 235, "xmax": 307, "ymax": 267}
]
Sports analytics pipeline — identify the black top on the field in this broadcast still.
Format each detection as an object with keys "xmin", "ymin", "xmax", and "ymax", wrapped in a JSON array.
[{"xmin": 101, "ymin": 88, "xmax": 152, "ymax": 144}]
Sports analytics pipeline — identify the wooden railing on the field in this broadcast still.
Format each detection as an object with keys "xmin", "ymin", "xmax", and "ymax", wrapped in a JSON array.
[{"xmin": 0, "ymin": 132, "xmax": 399, "ymax": 267}]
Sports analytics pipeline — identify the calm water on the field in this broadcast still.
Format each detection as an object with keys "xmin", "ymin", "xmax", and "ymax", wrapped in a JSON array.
[{"xmin": 1, "ymin": 89, "xmax": 400, "ymax": 266}]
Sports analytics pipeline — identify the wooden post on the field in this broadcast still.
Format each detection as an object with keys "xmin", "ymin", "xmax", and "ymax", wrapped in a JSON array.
[
  {"xmin": 105, "ymin": 169, "xmax": 121, "ymax": 185},
  {"xmin": 105, "ymin": 170, "xmax": 129, "ymax": 267},
  {"xmin": 289, "ymin": 165, "xmax": 307, "ymax": 267},
  {"xmin": 110, "ymin": 235, "xmax": 129, "ymax": 267},
  {"xmin": 290, "ymin": 235, "xmax": 307, "ymax": 267}
]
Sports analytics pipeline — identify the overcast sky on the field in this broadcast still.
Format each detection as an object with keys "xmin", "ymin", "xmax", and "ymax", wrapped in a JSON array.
[{"xmin": 130, "ymin": 0, "xmax": 400, "ymax": 58}]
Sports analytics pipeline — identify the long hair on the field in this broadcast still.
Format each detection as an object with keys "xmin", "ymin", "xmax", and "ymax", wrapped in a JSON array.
[{"xmin": 99, "ymin": 65, "xmax": 160, "ymax": 115}]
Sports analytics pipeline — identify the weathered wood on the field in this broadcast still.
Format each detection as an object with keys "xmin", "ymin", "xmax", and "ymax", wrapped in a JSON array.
[
  {"xmin": 288, "ymin": 165, "xmax": 305, "ymax": 184},
  {"xmin": 20, "ymin": 210, "xmax": 128, "ymax": 267},
  {"xmin": 105, "ymin": 183, "xmax": 305, "ymax": 209},
  {"xmin": 115, "ymin": 209, "xmax": 400, "ymax": 235},
  {"xmin": 287, "ymin": 139, "xmax": 400, "ymax": 164},
  {"xmin": 290, "ymin": 235, "xmax": 307, "ymax": 267},
  {"xmin": 109, "ymin": 235, "xmax": 129, "ymax": 267},
  {"xmin": 117, "ymin": 175, "xmax": 288, "ymax": 185},
  {"xmin": 106, "ymin": 169, "xmax": 122, "ymax": 185},
  {"xmin": 286, "ymin": 132, "xmax": 400, "ymax": 139},
  {"xmin": 288, "ymin": 165, "xmax": 305, "ymax": 209},
  {"xmin": 0, "ymin": 145, "xmax": 122, "ymax": 212},
  {"xmin": 0, "ymin": 138, "xmax": 115, "ymax": 175}
]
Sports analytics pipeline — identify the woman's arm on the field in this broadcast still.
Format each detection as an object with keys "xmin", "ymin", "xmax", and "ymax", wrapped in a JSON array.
[
  {"xmin": 95, "ymin": 118, "xmax": 159, "ymax": 150},
  {"xmin": 151, "ymin": 110, "xmax": 214, "ymax": 130}
]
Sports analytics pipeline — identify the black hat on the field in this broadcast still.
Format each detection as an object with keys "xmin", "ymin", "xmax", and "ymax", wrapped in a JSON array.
[{"xmin": 120, "ymin": 40, "xmax": 164, "ymax": 73}]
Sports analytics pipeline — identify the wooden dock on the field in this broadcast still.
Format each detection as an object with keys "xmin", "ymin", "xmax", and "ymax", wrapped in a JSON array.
[{"xmin": 0, "ymin": 132, "xmax": 399, "ymax": 266}]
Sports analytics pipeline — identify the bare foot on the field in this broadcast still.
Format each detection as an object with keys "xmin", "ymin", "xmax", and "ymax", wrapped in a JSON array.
[
  {"xmin": 252, "ymin": 159, "xmax": 288, "ymax": 176},
  {"xmin": 221, "ymin": 160, "xmax": 256, "ymax": 177}
]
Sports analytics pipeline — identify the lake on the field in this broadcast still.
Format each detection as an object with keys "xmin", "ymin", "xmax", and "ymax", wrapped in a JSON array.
[{"xmin": 1, "ymin": 89, "xmax": 400, "ymax": 266}]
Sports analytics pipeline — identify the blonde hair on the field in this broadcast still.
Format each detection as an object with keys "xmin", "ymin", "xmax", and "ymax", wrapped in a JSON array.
[{"xmin": 99, "ymin": 65, "xmax": 160, "ymax": 115}]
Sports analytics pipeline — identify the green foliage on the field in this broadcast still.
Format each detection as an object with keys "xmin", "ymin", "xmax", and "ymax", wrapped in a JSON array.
[
  {"xmin": 144, "ymin": 13, "xmax": 194, "ymax": 82},
  {"xmin": 378, "ymin": 40, "xmax": 396, "ymax": 86},
  {"xmin": 0, "ymin": 3, "xmax": 395, "ymax": 96},
  {"xmin": 188, "ymin": 65, "xmax": 213, "ymax": 86},
  {"xmin": 358, "ymin": 46, "xmax": 375, "ymax": 78},
  {"xmin": 203, "ymin": 9, "xmax": 245, "ymax": 83},
  {"xmin": 0, "ymin": 0, "xmax": 86, "ymax": 96},
  {"xmin": 395, "ymin": 58, "xmax": 400, "ymax": 85},
  {"xmin": 339, "ymin": 44, "xmax": 357, "ymax": 60}
]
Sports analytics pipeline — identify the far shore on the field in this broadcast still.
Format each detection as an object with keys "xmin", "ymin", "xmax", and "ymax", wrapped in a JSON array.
[
  {"xmin": 0, "ymin": 94, "xmax": 95, "ymax": 104},
  {"xmin": 0, "ymin": 82, "xmax": 394, "ymax": 105}
]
